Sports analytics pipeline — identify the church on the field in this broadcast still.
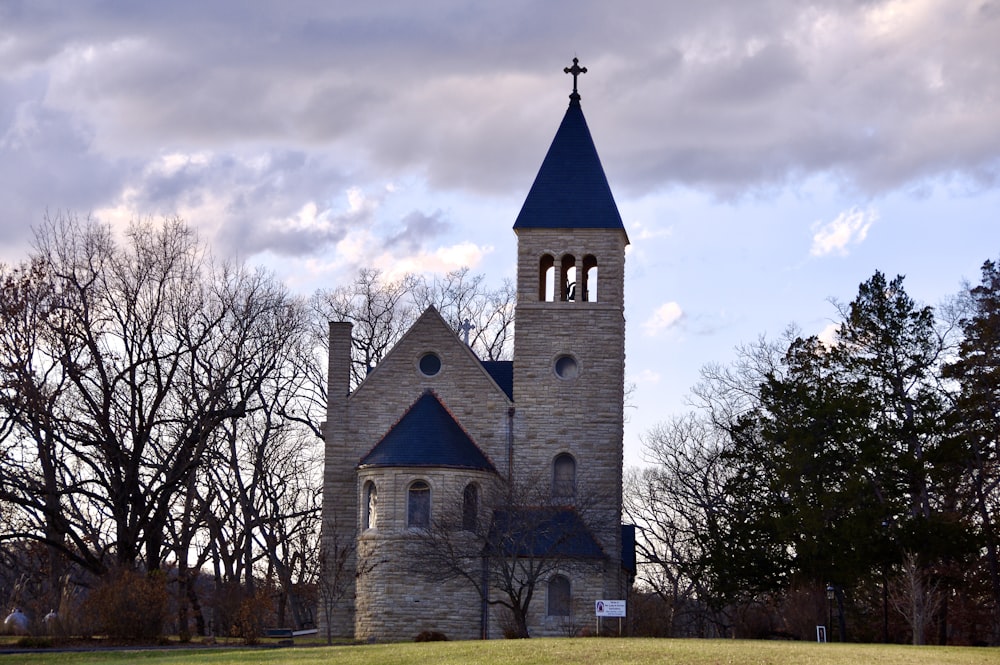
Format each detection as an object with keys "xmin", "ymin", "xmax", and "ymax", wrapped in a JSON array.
[{"xmin": 319, "ymin": 58, "xmax": 634, "ymax": 641}]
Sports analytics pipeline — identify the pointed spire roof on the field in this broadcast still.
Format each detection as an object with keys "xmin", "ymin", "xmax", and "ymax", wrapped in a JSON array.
[
  {"xmin": 358, "ymin": 391, "xmax": 497, "ymax": 471},
  {"xmin": 513, "ymin": 58, "xmax": 625, "ymax": 232}
]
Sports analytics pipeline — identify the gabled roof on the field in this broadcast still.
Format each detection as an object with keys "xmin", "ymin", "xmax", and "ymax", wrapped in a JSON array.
[
  {"xmin": 480, "ymin": 360, "xmax": 513, "ymax": 401},
  {"xmin": 350, "ymin": 306, "xmax": 513, "ymax": 408},
  {"xmin": 358, "ymin": 390, "xmax": 497, "ymax": 472},
  {"xmin": 486, "ymin": 507, "xmax": 607, "ymax": 559},
  {"xmin": 513, "ymin": 97, "xmax": 625, "ymax": 232}
]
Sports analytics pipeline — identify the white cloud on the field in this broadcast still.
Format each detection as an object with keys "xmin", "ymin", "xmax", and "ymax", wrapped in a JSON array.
[
  {"xmin": 817, "ymin": 322, "xmax": 841, "ymax": 347},
  {"xmin": 378, "ymin": 241, "xmax": 491, "ymax": 281},
  {"xmin": 153, "ymin": 151, "xmax": 212, "ymax": 177},
  {"xmin": 632, "ymin": 368, "xmax": 662, "ymax": 385},
  {"xmin": 642, "ymin": 302, "xmax": 684, "ymax": 336},
  {"xmin": 630, "ymin": 220, "xmax": 674, "ymax": 241},
  {"xmin": 810, "ymin": 207, "xmax": 877, "ymax": 257}
]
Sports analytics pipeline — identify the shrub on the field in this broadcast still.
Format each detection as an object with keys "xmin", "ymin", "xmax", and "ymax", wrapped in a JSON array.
[
  {"xmin": 230, "ymin": 590, "xmax": 275, "ymax": 645},
  {"xmin": 80, "ymin": 567, "xmax": 168, "ymax": 641},
  {"xmin": 414, "ymin": 630, "xmax": 448, "ymax": 641}
]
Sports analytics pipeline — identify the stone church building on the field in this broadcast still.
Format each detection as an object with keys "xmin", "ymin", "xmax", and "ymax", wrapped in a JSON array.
[{"xmin": 319, "ymin": 59, "xmax": 634, "ymax": 641}]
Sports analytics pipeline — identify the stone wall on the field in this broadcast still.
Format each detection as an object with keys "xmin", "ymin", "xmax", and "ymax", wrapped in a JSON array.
[
  {"xmin": 355, "ymin": 466, "xmax": 495, "ymax": 641},
  {"xmin": 319, "ymin": 221, "xmax": 631, "ymax": 641},
  {"xmin": 512, "ymin": 226, "xmax": 628, "ymax": 605}
]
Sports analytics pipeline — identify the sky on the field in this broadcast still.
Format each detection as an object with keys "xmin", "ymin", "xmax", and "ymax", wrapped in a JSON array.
[{"xmin": 2, "ymin": 0, "xmax": 999, "ymax": 466}]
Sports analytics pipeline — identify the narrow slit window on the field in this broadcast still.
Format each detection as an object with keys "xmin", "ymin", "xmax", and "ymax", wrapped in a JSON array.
[
  {"xmin": 363, "ymin": 481, "xmax": 377, "ymax": 530},
  {"xmin": 560, "ymin": 255, "xmax": 576, "ymax": 302},
  {"xmin": 408, "ymin": 480, "xmax": 431, "ymax": 528},
  {"xmin": 547, "ymin": 575, "xmax": 571, "ymax": 616},
  {"xmin": 462, "ymin": 483, "xmax": 479, "ymax": 531},
  {"xmin": 582, "ymin": 255, "xmax": 598, "ymax": 302},
  {"xmin": 552, "ymin": 453, "xmax": 576, "ymax": 500},
  {"xmin": 539, "ymin": 254, "xmax": 555, "ymax": 302}
]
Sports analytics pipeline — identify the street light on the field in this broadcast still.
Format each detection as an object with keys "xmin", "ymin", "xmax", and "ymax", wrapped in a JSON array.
[
  {"xmin": 826, "ymin": 584, "xmax": 835, "ymax": 642},
  {"xmin": 881, "ymin": 518, "xmax": 891, "ymax": 643}
]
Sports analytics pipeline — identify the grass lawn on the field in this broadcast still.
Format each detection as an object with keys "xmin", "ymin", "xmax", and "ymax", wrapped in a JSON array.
[{"xmin": 3, "ymin": 638, "xmax": 1000, "ymax": 665}]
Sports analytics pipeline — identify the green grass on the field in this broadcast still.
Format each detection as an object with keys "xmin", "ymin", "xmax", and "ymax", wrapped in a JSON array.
[{"xmin": 2, "ymin": 638, "xmax": 1000, "ymax": 665}]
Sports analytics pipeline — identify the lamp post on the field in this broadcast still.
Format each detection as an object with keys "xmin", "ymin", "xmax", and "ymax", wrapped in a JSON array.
[
  {"xmin": 881, "ymin": 518, "xmax": 890, "ymax": 643},
  {"xmin": 826, "ymin": 584, "xmax": 835, "ymax": 642}
]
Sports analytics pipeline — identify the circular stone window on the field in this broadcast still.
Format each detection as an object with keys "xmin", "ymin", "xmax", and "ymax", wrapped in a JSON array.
[
  {"xmin": 419, "ymin": 352, "xmax": 442, "ymax": 377},
  {"xmin": 554, "ymin": 354, "xmax": 580, "ymax": 380}
]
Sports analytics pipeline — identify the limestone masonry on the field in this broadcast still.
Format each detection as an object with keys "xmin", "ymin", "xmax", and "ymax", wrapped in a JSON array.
[{"xmin": 319, "ymin": 60, "xmax": 634, "ymax": 640}]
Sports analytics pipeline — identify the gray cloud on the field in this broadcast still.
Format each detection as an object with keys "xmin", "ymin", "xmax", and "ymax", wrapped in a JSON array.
[
  {"xmin": 1, "ymin": 0, "xmax": 998, "ymax": 259},
  {"xmin": 0, "ymin": 81, "xmax": 127, "ymax": 249},
  {"xmin": 385, "ymin": 210, "xmax": 451, "ymax": 254}
]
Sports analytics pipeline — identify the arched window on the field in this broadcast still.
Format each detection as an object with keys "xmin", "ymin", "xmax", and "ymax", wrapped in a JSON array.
[
  {"xmin": 547, "ymin": 575, "xmax": 571, "ymax": 616},
  {"xmin": 363, "ymin": 481, "xmax": 377, "ymax": 530},
  {"xmin": 552, "ymin": 453, "xmax": 576, "ymax": 500},
  {"xmin": 581, "ymin": 255, "xmax": 598, "ymax": 302},
  {"xmin": 408, "ymin": 480, "xmax": 431, "ymax": 528},
  {"xmin": 462, "ymin": 483, "xmax": 479, "ymax": 531},
  {"xmin": 539, "ymin": 254, "xmax": 555, "ymax": 302},
  {"xmin": 560, "ymin": 255, "xmax": 577, "ymax": 301}
]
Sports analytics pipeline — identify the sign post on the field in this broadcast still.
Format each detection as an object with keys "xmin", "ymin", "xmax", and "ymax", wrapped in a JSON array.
[{"xmin": 595, "ymin": 600, "xmax": 626, "ymax": 636}]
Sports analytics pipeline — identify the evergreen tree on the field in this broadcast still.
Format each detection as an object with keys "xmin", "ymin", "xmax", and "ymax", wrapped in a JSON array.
[{"xmin": 943, "ymin": 258, "xmax": 1000, "ymax": 644}]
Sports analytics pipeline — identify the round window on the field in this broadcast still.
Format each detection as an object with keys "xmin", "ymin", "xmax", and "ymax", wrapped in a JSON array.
[
  {"xmin": 419, "ymin": 352, "xmax": 442, "ymax": 377},
  {"xmin": 554, "ymin": 354, "xmax": 579, "ymax": 380}
]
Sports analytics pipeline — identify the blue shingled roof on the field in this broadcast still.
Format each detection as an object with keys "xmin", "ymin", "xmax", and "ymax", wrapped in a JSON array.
[
  {"xmin": 621, "ymin": 524, "xmax": 636, "ymax": 573},
  {"xmin": 480, "ymin": 360, "xmax": 513, "ymax": 400},
  {"xmin": 487, "ymin": 507, "xmax": 607, "ymax": 559},
  {"xmin": 359, "ymin": 391, "xmax": 496, "ymax": 471},
  {"xmin": 513, "ymin": 98, "xmax": 624, "ymax": 231}
]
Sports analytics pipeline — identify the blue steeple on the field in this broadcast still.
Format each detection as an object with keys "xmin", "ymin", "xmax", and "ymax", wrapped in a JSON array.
[{"xmin": 513, "ymin": 58, "xmax": 624, "ymax": 231}]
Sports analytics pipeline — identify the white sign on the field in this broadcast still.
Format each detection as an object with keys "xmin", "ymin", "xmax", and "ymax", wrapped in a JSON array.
[{"xmin": 595, "ymin": 600, "xmax": 626, "ymax": 617}]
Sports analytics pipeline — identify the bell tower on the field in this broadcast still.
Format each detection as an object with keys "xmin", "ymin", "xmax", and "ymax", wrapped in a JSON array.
[{"xmin": 511, "ymin": 58, "xmax": 629, "ymax": 598}]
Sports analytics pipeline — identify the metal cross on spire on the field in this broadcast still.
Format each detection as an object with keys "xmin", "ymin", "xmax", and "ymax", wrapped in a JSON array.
[{"xmin": 564, "ymin": 57, "xmax": 587, "ymax": 101}]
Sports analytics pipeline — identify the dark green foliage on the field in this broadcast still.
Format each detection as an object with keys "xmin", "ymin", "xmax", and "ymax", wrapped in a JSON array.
[
  {"xmin": 715, "ymin": 272, "xmax": 977, "ymax": 641},
  {"xmin": 943, "ymin": 258, "xmax": 1000, "ymax": 644}
]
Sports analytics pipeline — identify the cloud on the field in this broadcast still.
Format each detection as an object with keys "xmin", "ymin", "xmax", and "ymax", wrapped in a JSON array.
[
  {"xmin": 630, "ymin": 220, "xmax": 673, "ymax": 241},
  {"xmin": 642, "ymin": 302, "xmax": 684, "ymax": 336},
  {"xmin": 810, "ymin": 207, "xmax": 877, "ymax": 257},
  {"xmin": 817, "ymin": 322, "xmax": 841, "ymax": 347},
  {"xmin": 632, "ymin": 368, "xmax": 662, "ymax": 385},
  {"xmin": 2, "ymin": 0, "xmax": 1000, "ymax": 266},
  {"xmin": 382, "ymin": 241, "xmax": 491, "ymax": 280},
  {"xmin": 385, "ymin": 210, "xmax": 451, "ymax": 253}
]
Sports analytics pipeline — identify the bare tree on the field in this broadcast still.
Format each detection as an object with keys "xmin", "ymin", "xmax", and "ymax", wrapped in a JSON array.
[
  {"xmin": 412, "ymin": 267, "xmax": 515, "ymax": 361},
  {"xmin": 412, "ymin": 474, "xmax": 610, "ymax": 638},
  {"xmin": 624, "ymin": 414, "xmax": 733, "ymax": 636},
  {"xmin": 311, "ymin": 267, "xmax": 516, "ymax": 391},
  {"xmin": 689, "ymin": 330, "xmax": 794, "ymax": 432},
  {"xmin": 317, "ymin": 516, "xmax": 383, "ymax": 645},
  {"xmin": 891, "ymin": 552, "xmax": 944, "ymax": 645},
  {"xmin": 0, "ymin": 214, "xmax": 308, "ymax": 580},
  {"xmin": 311, "ymin": 269, "xmax": 419, "ymax": 389}
]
